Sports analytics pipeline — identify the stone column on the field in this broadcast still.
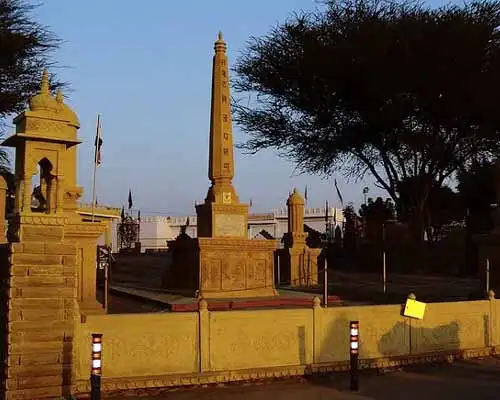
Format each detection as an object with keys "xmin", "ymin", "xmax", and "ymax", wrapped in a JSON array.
[
  {"xmin": 1, "ymin": 219, "xmax": 78, "ymax": 399},
  {"xmin": 284, "ymin": 189, "xmax": 321, "ymax": 287}
]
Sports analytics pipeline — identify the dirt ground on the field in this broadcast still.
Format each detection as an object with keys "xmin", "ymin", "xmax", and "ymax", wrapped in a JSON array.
[{"xmin": 109, "ymin": 254, "xmax": 483, "ymax": 307}]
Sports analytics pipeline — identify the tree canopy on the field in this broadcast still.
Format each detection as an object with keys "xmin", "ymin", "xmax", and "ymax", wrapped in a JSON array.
[
  {"xmin": 0, "ymin": 0, "xmax": 64, "ymax": 171},
  {"xmin": 359, "ymin": 197, "xmax": 395, "ymax": 222},
  {"xmin": 233, "ymin": 0, "xmax": 500, "ymax": 239}
]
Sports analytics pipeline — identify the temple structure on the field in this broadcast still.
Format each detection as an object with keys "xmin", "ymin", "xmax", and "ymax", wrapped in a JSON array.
[{"xmin": 164, "ymin": 33, "xmax": 279, "ymax": 298}]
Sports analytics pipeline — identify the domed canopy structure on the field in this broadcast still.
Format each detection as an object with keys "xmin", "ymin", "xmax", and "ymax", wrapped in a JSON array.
[{"xmin": 28, "ymin": 69, "xmax": 79, "ymax": 126}]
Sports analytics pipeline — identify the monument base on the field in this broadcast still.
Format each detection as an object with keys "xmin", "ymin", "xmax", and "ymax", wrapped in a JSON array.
[{"xmin": 164, "ymin": 236, "xmax": 279, "ymax": 299}]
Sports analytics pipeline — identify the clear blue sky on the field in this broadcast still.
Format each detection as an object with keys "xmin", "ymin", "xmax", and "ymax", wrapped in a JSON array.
[{"xmin": 27, "ymin": 0, "xmax": 444, "ymax": 216}]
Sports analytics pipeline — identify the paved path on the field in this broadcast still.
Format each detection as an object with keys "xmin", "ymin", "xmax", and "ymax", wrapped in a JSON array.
[{"xmin": 106, "ymin": 358, "xmax": 500, "ymax": 400}]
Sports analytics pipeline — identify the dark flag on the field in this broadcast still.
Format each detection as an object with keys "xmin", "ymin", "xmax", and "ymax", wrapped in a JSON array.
[
  {"xmin": 128, "ymin": 189, "xmax": 133, "ymax": 209},
  {"xmin": 334, "ymin": 179, "xmax": 344, "ymax": 206},
  {"xmin": 94, "ymin": 114, "xmax": 103, "ymax": 165}
]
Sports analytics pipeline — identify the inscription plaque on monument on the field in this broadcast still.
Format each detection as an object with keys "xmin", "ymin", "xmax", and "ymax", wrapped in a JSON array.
[{"xmin": 214, "ymin": 214, "xmax": 245, "ymax": 237}]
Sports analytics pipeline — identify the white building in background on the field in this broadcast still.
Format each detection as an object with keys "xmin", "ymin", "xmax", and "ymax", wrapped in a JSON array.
[{"xmin": 109, "ymin": 207, "xmax": 344, "ymax": 253}]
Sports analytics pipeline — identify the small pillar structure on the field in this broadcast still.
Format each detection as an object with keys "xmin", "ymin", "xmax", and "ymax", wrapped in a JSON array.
[{"xmin": 281, "ymin": 189, "xmax": 321, "ymax": 287}]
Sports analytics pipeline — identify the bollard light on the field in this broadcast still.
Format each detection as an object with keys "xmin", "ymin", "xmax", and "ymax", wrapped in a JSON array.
[
  {"xmin": 349, "ymin": 321, "xmax": 359, "ymax": 391},
  {"xmin": 90, "ymin": 333, "xmax": 103, "ymax": 400}
]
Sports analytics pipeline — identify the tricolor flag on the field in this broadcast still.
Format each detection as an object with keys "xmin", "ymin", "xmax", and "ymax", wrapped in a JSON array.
[{"xmin": 94, "ymin": 114, "xmax": 103, "ymax": 166}]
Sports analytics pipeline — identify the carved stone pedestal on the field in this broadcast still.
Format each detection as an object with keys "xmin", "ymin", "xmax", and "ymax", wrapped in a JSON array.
[
  {"xmin": 165, "ymin": 237, "xmax": 279, "ymax": 298},
  {"xmin": 287, "ymin": 246, "xmax": 322, "ymax": 287}
]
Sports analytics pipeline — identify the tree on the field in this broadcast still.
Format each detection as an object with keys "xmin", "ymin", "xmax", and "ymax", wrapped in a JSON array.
[
  {"xmin": 359, "ymin": 197, "xmax": 395, "ymax": 222},
  {"xmin": 0, "ymin": 0, "xmax": 65, "ymax": 170},
  {"xmin": 457, "ymin": 160, "xmax": 497, "ymax": 232},
  {"xmin": 233, "ymin": 0, "xmax": 500, "ymax": 240}
]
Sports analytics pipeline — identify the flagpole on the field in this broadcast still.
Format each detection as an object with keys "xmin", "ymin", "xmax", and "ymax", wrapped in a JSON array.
[{"xmin": 91, "ymin": 114, "xmax": 101, "ymax": 222}]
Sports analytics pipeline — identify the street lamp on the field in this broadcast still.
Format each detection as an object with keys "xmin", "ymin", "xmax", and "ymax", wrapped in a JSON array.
[
  {"xmin": 349, "ymin": 321, "xmax": 359, "ymax": 391},
  {"xmin": 90, "ymin": 333, "xmax": 103, "ymax": 400}
]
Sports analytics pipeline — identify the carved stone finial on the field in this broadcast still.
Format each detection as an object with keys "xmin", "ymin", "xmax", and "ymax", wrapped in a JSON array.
[
  {"xmin": 56, "ymin": 89, "xmax": 63, "ymax": 103},
  {"xmin": 199, "ymin": 298, "xmax": 208, "ymax": 311},
  {"xmin": 488, "ymin": 289, "xmax": 495, "ymax": 300},
  {"xmin": 40, "ymin": 69, "xmax": 50, "ymax": 94},
  {"xmin": 408, "ymin": 292, "xmax": 416, "ymax": 300},
  {"xmin": 214, "ymin": 31, "xmax": 227, "ymax": 52},
  {"xmin": 313, "ymin": 296, "xmax": 321, "ymax": 308}
]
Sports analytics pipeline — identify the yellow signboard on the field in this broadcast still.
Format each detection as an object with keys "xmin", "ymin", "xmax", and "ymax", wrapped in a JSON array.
[{"xmin": 403, "ymin": 298, "xmax": 426, "ymax": 320}]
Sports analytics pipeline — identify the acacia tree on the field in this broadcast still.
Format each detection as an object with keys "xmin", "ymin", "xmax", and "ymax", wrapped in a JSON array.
[
  {"xmin": 0, "ymin": 0, "xmax": 64, "ymax": 172},
  {"xmin": 233, "ymin": 0, "xmax": 500, "ymax": 240}
]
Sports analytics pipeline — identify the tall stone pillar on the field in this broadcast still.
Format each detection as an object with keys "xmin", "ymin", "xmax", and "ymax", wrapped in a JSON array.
[
  {"xmin": 281, "ymin": 189, "xmax": 321, "ymax": 287},
  {"xmin": 0, "ymin": 70, "xmax": 106, "ymax": 399}
]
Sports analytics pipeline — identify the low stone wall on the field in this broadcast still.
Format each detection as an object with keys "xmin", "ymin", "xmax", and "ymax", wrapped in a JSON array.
[{"xmin": 73, "ymin": 296, "xmax": 500, "ymax": 394}]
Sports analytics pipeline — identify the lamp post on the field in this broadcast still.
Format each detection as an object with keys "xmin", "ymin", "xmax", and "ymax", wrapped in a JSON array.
[
  {"xmin": 90, "ymin": 333, "xmax": 103, "ymax": 400},
  {"xmin": 349, "ymin": 321, "xmax": 359, "ymax": 391}
]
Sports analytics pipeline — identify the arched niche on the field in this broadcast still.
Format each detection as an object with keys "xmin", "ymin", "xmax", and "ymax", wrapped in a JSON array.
[{"xmin": 30, "ymin": 157, "xmax": 56, "ymax": 213}]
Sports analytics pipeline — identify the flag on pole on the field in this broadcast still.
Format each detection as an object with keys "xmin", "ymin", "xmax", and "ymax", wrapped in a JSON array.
[
  {"xmin": 128, "ymin": 189, "xmax": 133, "ymax": 209},
  {"xmin": 334, "ymin": 179, "xmax": 344, "ymax": 206},
  {"xmin": 94, "ymin": 115, "xmax": 103, "ymax": 165},
  {"xmin": 304, "ymin": 185, "xmax": 308, "ymax": 203}
]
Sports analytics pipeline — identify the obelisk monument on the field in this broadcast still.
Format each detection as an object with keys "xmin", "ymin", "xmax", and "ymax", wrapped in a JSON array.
[
  {"xmin": 196, "ymin": 32, "xmax": 248, "ymax": 237},
  {"xmin": 165, "ymin": 33, "xmax": 279, "ymax": 298}
]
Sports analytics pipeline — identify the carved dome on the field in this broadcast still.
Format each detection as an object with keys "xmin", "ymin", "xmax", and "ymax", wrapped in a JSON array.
[{"xmin": 28, "ymin": 69, "xmax": 79, "ymax": 126}]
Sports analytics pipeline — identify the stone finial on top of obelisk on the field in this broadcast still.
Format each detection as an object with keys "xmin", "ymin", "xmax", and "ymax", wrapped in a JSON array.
[{"xmin": 206, "ymin": 31, "xmax": 239, "ymax": 205}]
